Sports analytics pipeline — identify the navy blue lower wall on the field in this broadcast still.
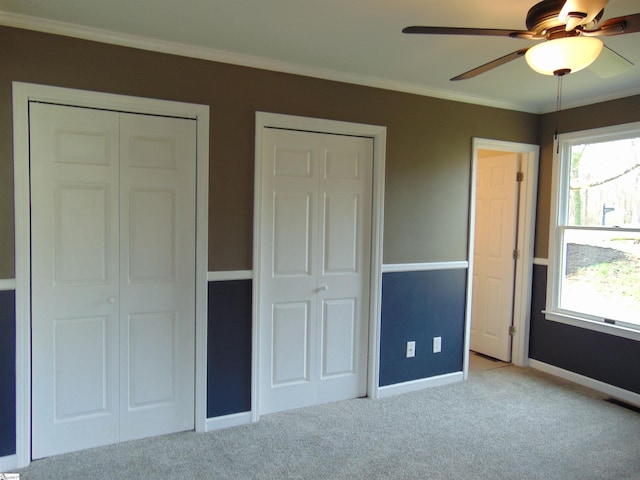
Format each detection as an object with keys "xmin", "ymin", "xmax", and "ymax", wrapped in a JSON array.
[
  {"xmin": 0, "ymin": 270, "xmax": 472, "ymax": 452},
  {"xmin": 380, "ymin": 269, "xmax": 466, "ymax": 387},
  {"xmin": 529, "ymin": 264, "xmax": 640, "ymax": 394},
  {"xmin": 0, "ymin": 289, "xmax": 16, "ymax": 457},
  {"xmin": 207, "ymin": 280, "xmax": 252, "ymax": 418}
]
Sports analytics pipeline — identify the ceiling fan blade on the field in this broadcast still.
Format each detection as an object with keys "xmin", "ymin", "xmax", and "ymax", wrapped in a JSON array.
[
  {"xmin": 581, "ymin": 12, "xmax": 640, "ymax": 36},
  {"xmin": 402, "ymin": 26, "xmax": 540, "ymax": 39},
  {"xmin": 589, "ymin": 44, "xmax": 634, "ymax": 78},
  {"xmin": 450, "ymin": 48, "xmax": 530, "ymax": 81}
]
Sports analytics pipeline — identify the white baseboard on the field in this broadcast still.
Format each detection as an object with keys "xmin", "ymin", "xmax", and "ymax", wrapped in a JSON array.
[
  {"xmin": 205, "ymin": 411, "xmax": 252, "ymax": 432},
  {"xmin": 378, "ymin": 372, "xmax": 463, "ymax": 398},
  {"xmin": 0, "ymin": 454, "xmax": 18, "ymax": 473},
  {"xmin": 529, "ymin": 359, "xmax": 640, "ymax": 407}
]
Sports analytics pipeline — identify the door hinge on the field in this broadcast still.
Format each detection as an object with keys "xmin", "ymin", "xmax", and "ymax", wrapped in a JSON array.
[
  {"xmin": 516, "ymin": 171, "xmax": 524, "ymax": 182},
  {"xmin": 509, "ymin": 325, "xmax": 517, "ymax": 336},
  {"xmin": 512, "ymin": 249, "xmax": 521, "ymax": 260}
]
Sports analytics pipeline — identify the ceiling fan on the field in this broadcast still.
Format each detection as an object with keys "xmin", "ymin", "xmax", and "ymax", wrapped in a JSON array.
[{"xmin": 403, "ymin": 0, "xmax": 640, "ymax": 80}]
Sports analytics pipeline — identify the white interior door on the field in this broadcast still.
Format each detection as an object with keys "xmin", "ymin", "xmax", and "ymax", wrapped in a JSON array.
[
  {"xmin": 30, "ymin": 103, "xmax": 196, "ymax": 458},
  {"xmin": 470, "ymin": 152, "xmax": 520, "ymax": 362},
  {"xmin": 258, "ymin": 128, "xmax": 372, "ymax": 415}
]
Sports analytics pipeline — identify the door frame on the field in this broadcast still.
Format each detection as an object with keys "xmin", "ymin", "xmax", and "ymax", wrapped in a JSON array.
[
  {"xmin": 464, "ymin": 138, "xmax": 539, "ymax": 376},
  {"xmin": 12, "ymin": 82, "xmax": 210, "ymax": 468},
  {"xmin": 252, "ymin": 112, "xmax": 386, "ymax": 421}
]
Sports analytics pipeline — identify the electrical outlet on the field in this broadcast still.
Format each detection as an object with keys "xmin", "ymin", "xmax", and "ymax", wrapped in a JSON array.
[
  {"xmin": 433, "ymin": 336, "xmax": 442, "ymax": 353},
  {"xmin": 406, "ymin": 341, "xmax": 416, "ymax": 358}
]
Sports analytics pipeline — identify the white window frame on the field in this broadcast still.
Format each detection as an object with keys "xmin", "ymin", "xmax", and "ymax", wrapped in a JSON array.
[{"xmin": 546, "ymin": 121, "xmax": 640, "ymax": 341}]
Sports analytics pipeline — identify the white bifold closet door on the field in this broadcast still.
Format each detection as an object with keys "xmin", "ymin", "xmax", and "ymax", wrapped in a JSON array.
[
  {"xmin": 258, "ymin": 128, "xmax": 373, "ymax": 415},
  {"xmin": 30, "ymin": 103, "xmax": 196, "ymax": 459}
]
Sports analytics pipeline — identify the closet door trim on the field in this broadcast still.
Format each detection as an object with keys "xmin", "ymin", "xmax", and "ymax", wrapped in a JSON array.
[{"xmin": 12, "ymin": 82, "xmax": 210, "ymax": 468}]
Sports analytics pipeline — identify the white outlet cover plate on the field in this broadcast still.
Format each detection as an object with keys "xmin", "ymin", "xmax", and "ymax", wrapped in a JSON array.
[{"xmin": 406, "ymin": 341, "xmax": 416, "ymax": 358}]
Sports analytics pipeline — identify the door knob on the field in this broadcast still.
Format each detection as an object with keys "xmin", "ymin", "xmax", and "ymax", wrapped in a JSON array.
[
  {"xmin": 317, "ymin": 285, "xmax": 328, "ymax": 293},
  {"xmin": 107, "ymin": 296, "xmax": 116, "ymax": 304}
]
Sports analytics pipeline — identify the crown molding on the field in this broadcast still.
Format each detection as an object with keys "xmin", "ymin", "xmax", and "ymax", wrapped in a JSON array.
[
  {"xmin": 537, "ymin": 83, "xmax": 640, "ymax": 114},
  {"xmin": 0, "ymin": 10, "xmax": 537, "ymax": 113}
]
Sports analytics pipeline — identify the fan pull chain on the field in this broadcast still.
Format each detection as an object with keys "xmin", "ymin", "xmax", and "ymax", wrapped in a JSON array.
[{"xmin": 554, "ymin": 71, "xmax": 566, "ymax": 154}]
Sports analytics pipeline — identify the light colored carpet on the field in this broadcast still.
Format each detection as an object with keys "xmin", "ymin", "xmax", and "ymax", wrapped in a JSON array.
[{"xmin": 15, "ymin": 366, "xmax": 640, "ymax": 480}]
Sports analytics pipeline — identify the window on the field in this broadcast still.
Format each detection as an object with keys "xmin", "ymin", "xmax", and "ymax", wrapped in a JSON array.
[{"xmin": 547, "ymin": 122, "xmax": 640, "ymax": 338}]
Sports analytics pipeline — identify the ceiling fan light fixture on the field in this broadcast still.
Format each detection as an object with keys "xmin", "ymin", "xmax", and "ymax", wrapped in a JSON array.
[{"xmin": 525, "ymin": 36, "xmax": 604, "ymax": 75}]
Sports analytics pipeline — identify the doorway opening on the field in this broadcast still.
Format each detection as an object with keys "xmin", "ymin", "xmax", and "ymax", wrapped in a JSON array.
[{"xmin": 464, "ymin": 138, "xmax": 539, "ymax": 376}]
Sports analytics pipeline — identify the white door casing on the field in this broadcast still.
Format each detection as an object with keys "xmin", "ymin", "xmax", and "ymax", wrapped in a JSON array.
[
  {"xmin": 12, "ymin": 82, "xmax": 209, "ymax": 468},
  {"xmin": 30, "ymin": 103, "xmax": 196, "ymax": 458},
  {"xmin": 258, "ymin": 128, "xmax": 372, "ymax": 414},
  {"xmin": 470, "ymin": 153, "xmax": 520, "ymax": 362},
  {"xmin": 253, "ymin": 113, "xmax": 386, "ymax": 420}
]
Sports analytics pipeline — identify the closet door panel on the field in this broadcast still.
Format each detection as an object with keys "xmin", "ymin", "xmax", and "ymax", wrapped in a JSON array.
[{"xmin": 31, "ymin": 103, "xmax": 120, "ymax": 459}]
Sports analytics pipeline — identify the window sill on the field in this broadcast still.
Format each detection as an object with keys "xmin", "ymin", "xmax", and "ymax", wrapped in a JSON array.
[{"xmin": 543, "ymin": 311, "xmax": 640, "ymax": 342}]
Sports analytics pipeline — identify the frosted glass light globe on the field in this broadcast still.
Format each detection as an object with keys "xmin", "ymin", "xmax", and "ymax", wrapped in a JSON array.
[{"xmin": 525, "ymin": 37, "xmax": 604, "ymax": 75}]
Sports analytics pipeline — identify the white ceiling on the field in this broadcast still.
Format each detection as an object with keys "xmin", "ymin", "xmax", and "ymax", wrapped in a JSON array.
[{"xmin": 1, "ymin": 0, "xmax": 639, "ymax": 113}]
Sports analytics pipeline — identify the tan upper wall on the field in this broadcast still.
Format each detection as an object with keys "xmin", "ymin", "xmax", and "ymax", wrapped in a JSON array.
[
  {"xmin": 535, "ymin": 95, "xmax": 640, "ymax": 258},
  {"xmin": 0, "ymin": 26, "xmax": 540, "ymax": 276}
]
